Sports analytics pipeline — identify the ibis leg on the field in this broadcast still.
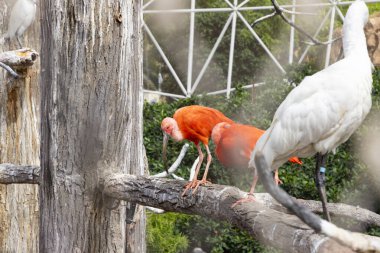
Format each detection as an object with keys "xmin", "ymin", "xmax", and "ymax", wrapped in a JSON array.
[
  {"xmin": 231, "ymin": 168, "xmax": 258, "ymax": 207},
  {"xmin": 315, "ymin": 153, "xmax": 331, "ymax": 222},
  {"xmin": 193, "ymin": 144, "xmax": 212, "ymax": 193},
  {"xmin": 182, "ymin": 143, "xmax": 203, "ymax": 196},
  {"xmin": 274, "ymin": 169, "xmax": 283, "ymax": 185}
]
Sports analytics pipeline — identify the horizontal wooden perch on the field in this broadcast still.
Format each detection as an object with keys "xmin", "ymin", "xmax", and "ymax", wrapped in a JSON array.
[
  {"xmin": 103, "ymin": 174, "xmax": 380, "ymax": 253},
  {"xmin": 0, "ymin": 48, "xmax": 39, "ymax": 67},
  {"xmin": 0, "ymin": 163, "xmax": 40, "ymax": 184}
]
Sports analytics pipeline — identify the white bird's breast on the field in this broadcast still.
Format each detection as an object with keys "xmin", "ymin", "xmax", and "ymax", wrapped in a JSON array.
[{"xmin": 266, "ymin": 56, "xmax": 372, "ymax": 158}]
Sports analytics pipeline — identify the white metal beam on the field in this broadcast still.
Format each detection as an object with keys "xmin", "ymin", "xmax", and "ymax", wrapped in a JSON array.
[
  {"xmin": 325, "ymin": 2, "xmax": 337, "ymax": 68},
  {"xmin": 143, "ymin": 0, "xmax": 380, "ymax": 99},
  {"xmin": 191, "ymin": 14, "xmax": 234, "ymax": 94},
  {"xmin": 187, "ymin": 0, "xmax": 196, "ymax": 96},
  {"xmin": 298, "ymin": 8, "xmax": 332, "ymax": 64},
  {"xmin": 143, "ymin": 21, "xmax": 188, "ymax": 96},
  {"xmin": 238, "ymin": 12, "xmax": 286, "ymax": 74},
  {"xmin": 227, "ymin": 9, "xmax": 237, "ymax": 98},
  {"xmin": 289, "ymin": 0, "xmax": 296, "ymax": 64}
]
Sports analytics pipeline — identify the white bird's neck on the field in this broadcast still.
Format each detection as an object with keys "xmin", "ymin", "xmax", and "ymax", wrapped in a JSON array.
[
  {"xmin": 343, "ymin": 1, "xmax": 370, "ymax": 58},
  {"xmin": 343, "ymin": 24, "xmax": 368, "ymax": 57}
]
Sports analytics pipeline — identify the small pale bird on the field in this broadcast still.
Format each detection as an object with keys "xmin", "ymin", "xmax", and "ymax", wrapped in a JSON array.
[
  {"xmin": 161, "ymin": 105, "xmax": 233, "ymax": 195},
  {"xmin": 248, "ymin": 0, "xmax": 373, "ymax": 240},
  {"xmin": 0, "ymin": 0, "xmax": 37, "ymax": 48}
]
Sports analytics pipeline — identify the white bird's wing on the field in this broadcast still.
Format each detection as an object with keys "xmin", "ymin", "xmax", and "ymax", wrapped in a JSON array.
[
  {"xmin": 267, "ymin": 59, "xmax": 367, "ymax": 156},
  {"xmin": 7, "ymin": 0, "xmax": 36, "ymax": 38}
]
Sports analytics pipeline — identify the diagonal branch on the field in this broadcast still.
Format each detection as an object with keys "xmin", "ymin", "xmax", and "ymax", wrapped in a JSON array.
[
  {"xmin": 152, "ymin": 143, "xmax": 189, "ymax": 178},
  {"xmin": 103, "ymin": 174, "xmax": 380, "ymax": 253},
  {"xmin": 252, "ymin": 0, "xmax": 340, "ymax": 46},
  {"xmin": 0, "ymin": 61, "xmax": 19, "ymax": 78}
]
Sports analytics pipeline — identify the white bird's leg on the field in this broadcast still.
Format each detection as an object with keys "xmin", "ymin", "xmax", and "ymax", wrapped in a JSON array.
[
  {"xmin": 231, "ymin": 168, "xmax": 258, "ymax": 207},
  {"xmin": 193, "ymin": 144, "xmax": 212, "ymax": 193},
  {"xmin": 182, "ymin": 143, "xmax": 204, "ymax": 196},
  {"xmin": 315, "ymin": 153, "xmax": 331, "ymax": 222},
  {"xmin": 16, "ymin": 36, "xmax": 23, "ymax": 48}
]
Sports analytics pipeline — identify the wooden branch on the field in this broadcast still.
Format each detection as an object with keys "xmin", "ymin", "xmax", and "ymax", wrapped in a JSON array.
[
  {"xmin": 0, "ymin": 61, "xmax": 19, "ymax": 78},
  {"xmin": 103, "ymin": 174, "xmax": 380, "ymax": 253},
  {"xmin": 0, "ymin": 164, "xmax": 40, "ymax": 184},
  {"xmin": 255, "ymin": 193, "xmax": 380, "ymax": 229},
  {"xmin": 0, "ymin": 48, "xmax": 39, "ymax": 68},
  {"xmin": 1, "ymin": 162, "xmax": 378, "ymax": 227}
]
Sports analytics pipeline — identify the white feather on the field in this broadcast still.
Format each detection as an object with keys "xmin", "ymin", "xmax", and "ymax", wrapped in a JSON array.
[
  {"xmin": 1, "ymin": 0, "xmax": 37, "ymax": 40},
  {"xmin": 250, "ymin": 0, "xmax": 372, "ymax": 171}
]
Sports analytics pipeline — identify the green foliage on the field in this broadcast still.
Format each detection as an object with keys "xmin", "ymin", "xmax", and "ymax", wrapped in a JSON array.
[
  {"xmin": 147, "ymin": 212, "xmax": 189, "ymax": 253},
  {"xmin": 174, "ymin": 215, "xmax": 279, "ymax": 253}
]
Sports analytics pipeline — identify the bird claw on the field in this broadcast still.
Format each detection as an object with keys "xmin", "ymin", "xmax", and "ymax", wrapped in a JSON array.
[
  {"xmin": 181, "ymin": 179, "xmax": 211, "ymax": 196},
  {"xmin": 181, "ymin": 180, "xmax": 198, "ymax": 197},
  {"xmin": 231, "ymin": 194, "xmax": 256, "ymax": 208},
  {"xmin": 192, "ymin": 179, "xmax": 211, "ymax": 194}
]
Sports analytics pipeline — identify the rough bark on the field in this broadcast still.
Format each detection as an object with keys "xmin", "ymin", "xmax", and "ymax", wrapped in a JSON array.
[
  {"xmin": 39, "ymin": 0, "xmax": 145, "ymax": 252},
  {"xmin": 0, "ymin": 0, "xmax": 40, "ymax": 252},
  {"xmin": 105, "ymin": 174, "xmax": 370, "ymax": 253},
  {"xmin": 0, "ymin": 164, "xmax": 39, "ymax": 184},
  {"xmin": 0, "ymin": 48, "xmax": 39, "ymax": 67}
]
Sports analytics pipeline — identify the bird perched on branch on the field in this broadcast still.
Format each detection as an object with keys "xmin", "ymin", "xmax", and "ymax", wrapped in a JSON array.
[
  {"xmin": 0, "ymin": 0, "xmax": 37, "ymax": 48},
  {"xmin": 211, "ymin": 122, "xmax": 302, "ymax": 188},
  {"xmin": 247, "ymin": 0, "xmax": 372, "ymax": 227},
  {"xmin": 161, "ymin": 105, "xmax": 233, "ymax": 195}
]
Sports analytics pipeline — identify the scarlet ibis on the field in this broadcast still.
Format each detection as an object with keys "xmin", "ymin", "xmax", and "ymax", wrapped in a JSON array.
[
  {"xmin": 161, "ymin": 105, "xmax": 233, "ymax": 195},
  {"xmin": 248, "ymin": 0, "xmax": 372, "ymax": 235},
  {"xmin": 211, "ymin": 122, "xmax": 302, "ymax": 188},
  {"xmin": 0, "ymin": 0, "xmax": 37, "ymax": 48}
]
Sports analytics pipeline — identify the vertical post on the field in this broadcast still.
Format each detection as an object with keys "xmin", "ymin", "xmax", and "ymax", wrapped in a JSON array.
[
  {"xmin": 0, "ymin": 1, "xmax": 40, "ymax": 252},
  {"xmin": 289, "ymin": 0, "xmax": 296, "ymax": 64},
  {"xmin": 325, "ymin": 2, "xmax": 336, "ymax": 68},
  {"xmin": 227, "ymin": 1, "xmax": 237, "ymax": 99},
  {"xmin": 187, "ymin": 0, "xmax": 196, "ymax": 97},
  {"xmin": 39, "ymin": 0, "xmax": 145, "ymax": 252}
]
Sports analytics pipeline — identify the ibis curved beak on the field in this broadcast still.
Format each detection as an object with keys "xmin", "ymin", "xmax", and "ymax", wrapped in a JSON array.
[{"xmin": 162, "ymin": 131, "xmax": 169, "ymax": 174}]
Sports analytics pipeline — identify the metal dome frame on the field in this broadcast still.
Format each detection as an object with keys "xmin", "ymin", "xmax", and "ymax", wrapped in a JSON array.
[{"xmin": 142, "ymin": 0, "xmax": 380, "ymax": 99}]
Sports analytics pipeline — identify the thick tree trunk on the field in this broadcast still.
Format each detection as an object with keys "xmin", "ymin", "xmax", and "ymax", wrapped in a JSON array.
[
  {"xmin": 39, "ymin": 0, "xmax": 145, "ymax": 252},
  {"xmin": 0, "ymin": 0, "xmax": 40, "ymax": 252}
]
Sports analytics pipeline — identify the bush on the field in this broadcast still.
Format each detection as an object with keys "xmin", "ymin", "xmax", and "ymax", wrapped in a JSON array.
[{"xmin": 147, "ymin": 212, "xmax": 189, "ymax": 253}]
